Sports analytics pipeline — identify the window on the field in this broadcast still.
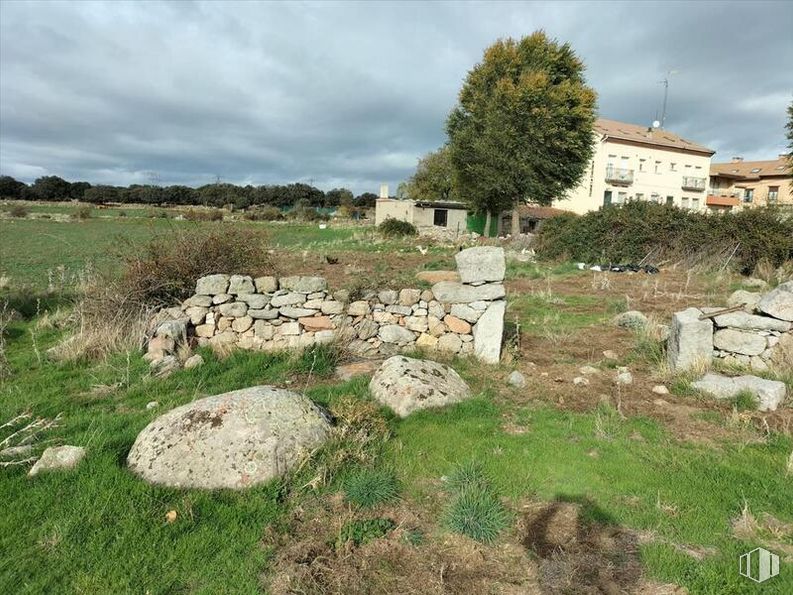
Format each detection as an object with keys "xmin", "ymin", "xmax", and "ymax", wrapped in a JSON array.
[
  {"xmin": 651, "ymin": 193, "xmax": 660, "ymax": 203},
  {"xmin": 768, "ymin": 186, "xmax": 779, "ymax": 203},
  {"xmin": 685, "ymin": 164, "xmax": 692, "ymax": 170},
  {"xmin": 666, "ymin": 196, "xmax": 674, "ymax": 206},
  {"xmin": 695, "ymin": 165, "xmax": 702, "ymax": 170},
  {"xmin": 433, "ymin": 209, "xmax": 448, "ymax": 227},
  {"xmin": 639, "ymin": 159, "xmax": 646, "ymax": 172},
  {"xmin": 655, "ymin": 161, "xmax": 661, "ymax": 174},
  {"xmin": 681, "ymin": 197, "xmax": 689, "ymax": 209},
  {"xmin": 670, "ymin": 162, "xmax": 677, "ymax": 171},
  {"xmin": 635, "ymin": 193, "xmax": 644, "ymax": 201},
  {"xmin": 617, "ymin": 191, "xmax": 627, "ymax": 204},
  {"xmin": 692, "ymin": 197, "xmax": 700, "ymax": 210},
  {"xmin": 743, "ymin": 189, "xmax": 754, "ymax": 203}
]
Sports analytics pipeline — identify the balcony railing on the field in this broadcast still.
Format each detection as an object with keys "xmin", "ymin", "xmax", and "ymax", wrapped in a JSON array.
[
  {"xmin": 681, "ymin": 176, "xmax": 707, "ymax": 191},
  {"xmin": 605, "ymin": 167, "xmax": 634, "ymax": 184}
]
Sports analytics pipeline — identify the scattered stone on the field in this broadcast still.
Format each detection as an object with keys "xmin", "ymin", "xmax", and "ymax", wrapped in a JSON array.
[
  {"xmin": 573, "ymin": 376, "xmax": 589, "ymax": 386},
  {"xmin": 29, "ymin": 445, "xmax": 86, "ymax": 477},
  {"xmin": 378, "ymin": 324, "xmax": 415, "ymax": 344},
  {"xmin": 652, "ymin": 385, "xmax": 669, "ymax": 395},
  {"xmin": 183, "ymin": 354, "xmax": 204, "ymax": 369},
  {"xmin": 148, "ymin": 335, "xmax": 175, "ymax": 357},
  {"xmin": 613, "ymin": 310, "xmax": 648, "ymax": 330},
  {"xmin": 0, "ymin": 444, "xmax": 33, "ymax": 459},
  {"xmin": 757, "ymin": 281, "xmax": 793, "ymax": 321},
  {"xmin": 455, "ymin": 246, "xmax": 506, "ymax": 283},
  {"xmin": 195, "ymin": 274, "xmax": 230, "ymax": 296},
  {"xmin": 228, "ymin": 275, "xmax": 255, "ymax": 295},
  {"xmin": 146, "ymin": 401, "xmax": 160, "ymax": 410},
  {"xmin": 602, "ymin": 350, "xmax": 619, "ymax": 361},
  {"xmin": 692, "ymin": 373, "xmax": 786, "ymax": 411},
  {"xmin": 473, "ymin": 301, "xmax": 505, "ymax": 364},
  {"xmin": 667, "ymin": 308, "xmax": 713, "ymax": 372},
  {"xmin": 508, "ymin": 370, "xmax": 527, "ymax": 388},
  {"xmin": 713, "ymin": 329, "xmax": 766, "ymax": 356},
  {"xmin": 127, "ymin": 386, "xmax": 331, "ymax": 489},
  {"xmin": 151, "ymin": 355, "xmax": 181, "ymax": 378},
  {"xmin": 615, "ymin": 368, "xmax": 633, "ymax": 385},
  {"xmin": 742, "ymin": 277, "xmax": 768, "ymax": 290},
  {"xmin": 579, "ymin": 365, "xmax": 599, "ymax": 375},
  {"xmin": 368, "ymin": 355, "xmax": 471, "ymax": 417},
  {"xmin": 155, "ymin": 319, "xmax": 188, "ymax": 340}
]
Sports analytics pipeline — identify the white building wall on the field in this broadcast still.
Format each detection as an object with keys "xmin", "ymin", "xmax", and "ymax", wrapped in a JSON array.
[{"xmin": 558, "ymin": 138, "xmax": 713, "ymax": 214}]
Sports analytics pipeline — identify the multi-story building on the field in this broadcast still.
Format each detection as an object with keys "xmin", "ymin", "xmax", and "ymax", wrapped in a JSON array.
[
  {"xmin": 708, "ymin": 156, "xmax": 791, "ymax": 211},
  {"xmin": 557, "ymin": 118, "xmax": 715, "ymax": 214}
]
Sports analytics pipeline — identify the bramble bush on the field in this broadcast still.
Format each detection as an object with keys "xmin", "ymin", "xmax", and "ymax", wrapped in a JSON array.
[
  {"xmin": 378, "ymin": 218, "xmax": 417, "ymax": 237},
  {"xmin": 535, "ymin": 202, "xmax": 793, "ymax": 273}
]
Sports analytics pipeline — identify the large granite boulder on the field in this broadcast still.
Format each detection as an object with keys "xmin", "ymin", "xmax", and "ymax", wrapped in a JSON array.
[
  {"xmin": 455, "ymin": 247, "xmax": 505, "ymax": 283},
  {"xmin": 369, "ymin": 355, "xmax": 471, "ymax": 417},
  {"xmin": 692, "ymin": 373, "xmax": 786, "ymax": 411},
  {"xmin": 127, "ymin": 386, "xmax": 330, "ymax": 489},
  {"xmin": 473, "ymin": 301, "xmax": 505, "ymax": 364},
  {"xmin": 758, "ymin": 281, "xmax": 793, "ymax": 321},
  {"xmin": 667, "ymin": 308, "xmax": 713, "ymax": 372}
]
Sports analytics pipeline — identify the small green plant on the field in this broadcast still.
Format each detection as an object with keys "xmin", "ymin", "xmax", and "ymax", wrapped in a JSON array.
[
  {"xmin": 732, "ymin": 390, "xmax": 757, "ymax": 412},
  {"xmin": 402, "ymin": 528, "xmax": 424, "ymax": 546},
  {"xmin": 378, "ymin": 218, "xmax": 417, "ymax": 237},
  {"xmin": 295, "ymin": 343, "xmax": 341, "ymax": 376},
  {"xmin": 442, "ymin": 460, "xmax": 508, "ymax": 543},
  {"xmin": 71, "ymin": 206, "xmax": 93, "ymax": 220},
  {"xmin": 343, "ymin": 468, "xmax": 399, "ymax": 508},
  {"xmin": 337, "ymin": 518, "xmax": 395, "ymax": 547},
  {"xmin": 8, "ymin": 205, "xmax": 29, "ymax": 218}
]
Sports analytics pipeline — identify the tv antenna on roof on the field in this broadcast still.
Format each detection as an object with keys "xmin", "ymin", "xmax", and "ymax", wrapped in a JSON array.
[{"xmin": 658, "ymin": 70, "xmax": 678, "ymax": 129}]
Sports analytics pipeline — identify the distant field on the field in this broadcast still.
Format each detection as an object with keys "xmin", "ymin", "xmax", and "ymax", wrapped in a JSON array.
[{"xmin": 0, "ymin": 216, "xmax": 384, "ymax": 289}]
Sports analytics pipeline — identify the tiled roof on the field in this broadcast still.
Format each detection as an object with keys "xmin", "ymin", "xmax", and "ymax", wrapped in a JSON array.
[
  {"xmin": 596, "ymin": 118, "xmax": 714, "ymax": 155},
  {"xmin": 710, "ymin": 156, "xmax": 790, "ymax": 179}
]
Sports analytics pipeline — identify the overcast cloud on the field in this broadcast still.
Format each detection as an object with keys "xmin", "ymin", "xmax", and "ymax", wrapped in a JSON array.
[{"xmin": 1, "ymin": 0, "xmax": 791, "ymax": 194}]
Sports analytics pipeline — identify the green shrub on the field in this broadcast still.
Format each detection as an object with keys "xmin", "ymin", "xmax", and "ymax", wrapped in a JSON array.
[
  {"xmin": 343, "ymin": 468, "xmax": 399, "ymax": 508},
  {"xmin": 8, "ymin": 205, "xmax": 28, "ymax": 218},
  {"xmin": 288, "ymin": 205, "xmax": 329, "ymax": 222},
  {"xmin": 535, "ymin": 202, "xmax": 793, "ymax": 273},
  {"xmin": 337, "ymin": 518, "xmax": 395, "ymax": 547},
  {"xmin": 378, "ymin": 218, "xmax": 417, "ymax": 237},
  {"xmin": 184, "ymin": 208, "xmax": 223, "ymax": 221},
  {"xmin": 71, "ymin": 206, "xmax": 93, "ymax": 220},
  {"xmin": 244, "ymin": 206, "xmax": 283, "ymax": 221},
  {"xmin": 442, "ymin": 460, "xmax": 508, "ymax": 543}
]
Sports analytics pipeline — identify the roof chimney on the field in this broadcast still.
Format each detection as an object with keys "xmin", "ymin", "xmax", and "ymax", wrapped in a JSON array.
[
  {"xmin": 731, "ymin": 156, "xmax": 744, "ymax": 163},
  {"xmin": 379, "ymin": 184, "xmax": 389, "ymax": 199}
]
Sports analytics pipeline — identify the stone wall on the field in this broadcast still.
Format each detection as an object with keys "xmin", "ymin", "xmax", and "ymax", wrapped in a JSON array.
[
  {"xmin": 148, "ymin": 247, "xmax": 507, "ymax": 364},
  {"xmin": 667, "ymin": 281, "xmax": 793, "ymax": 372}
]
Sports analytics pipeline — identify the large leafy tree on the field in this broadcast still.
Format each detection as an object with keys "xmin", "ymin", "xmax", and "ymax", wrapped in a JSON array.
[
  {"xmin": 447, "ymin": 31, "xmax": 597, "ymax": 235},
  {"xmin": 787, "ymin": 100, "xmax": 793, "ymax": 195},
  {"xmin": 405, "ymin": 145, "xmax": 458, "ymax": 201}
]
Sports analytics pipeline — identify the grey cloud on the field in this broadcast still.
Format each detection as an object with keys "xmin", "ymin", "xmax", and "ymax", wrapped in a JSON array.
[{"xmin": 1, "ymin": 1, "xmax": 791, "ymax": 194}]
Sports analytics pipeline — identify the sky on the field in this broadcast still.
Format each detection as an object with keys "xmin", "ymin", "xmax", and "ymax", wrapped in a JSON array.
[{"xmin": 1, "ymin": 1, "xmax": 791, "ymax": 195}]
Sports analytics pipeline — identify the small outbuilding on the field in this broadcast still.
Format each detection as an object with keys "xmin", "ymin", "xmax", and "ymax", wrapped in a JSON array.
[{"xmin": 375, "ymin": 198, "xmax": 468, "ymax": 232}]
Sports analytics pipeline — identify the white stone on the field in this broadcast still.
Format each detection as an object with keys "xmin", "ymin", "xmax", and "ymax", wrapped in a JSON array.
[
  {"xmin": 757, "ymin": 281, "xmax": 793, "ymax": 321},
  {"xmin": 369, "ymin": 356, "xmax": 471, "ymax": 417},
  {"xmin": 455, "ymin": 246, "xmax": 506, "ymax": 283},
  {"xmin": 508, "ymin": 370, "xmax": 526, "ymax": 388},
  {"xmin": 228, "ymin": 275, "xmax": 255, "ymax": 295},
  {"xmin": 249, "ymin": 308, "xmax": 279, "ymax": 320},
  {"xmin": 437, "ymin": 333, "xmax": 463, "ymax": 353},
  {"xmin": 573, "ymin": 377, "xmax": 589, "ymax": 386},
  {"xmin": 219, "ymin": 302, "xmax": 248, "ymax": 318},
  {"xmin": 692, "ymin": 373, "xmax": 786, "ymax": 411},
  {"xmin": 279, "ymin": 276, "xmax": 327, "ymax": 293},
  {"xmin": 254, "ymin": 276, "xmax": 278, "ymax": 294},
  {"xmin": 726, "ymin": 290, "xmax": 761, "ymax": 312},
  {"xmin": 667, "ymin": 308, "xmax": 713, "ymax": 372},
  {"xmin": 378, "ymin": 324, "xmax": 415, "ymax": 344},
  {"xmin": 713, "ymin": 329, "xmax": 766, "ymax": 356},
  {"xmin": 271, "ymin": 292, "xmax": 307, "ymax": 308},
  {"xmin": 29, "ymin": 445, "xmax": 86, "ymax": 477},
  {"xmin": 712, "ymin": 311, "xmax": 791, "ymax": 332},
  {"xmin": 432, "ymin": 281, "xmax": 505, "ymax": 304},
  {"xmin": 378, "ymin": 289, "xmax": 398, "ymax": 305},
  {"xmin": 320, "ymin": 301, "xmax": 345, "ymax": 315},
  {"xmin": 195, "ymin": 274, "xmax": 229, "ymax": 296},
  {"xmin": 278, "ymin": 307, "xmax": 317, "ymax": 319},
  {"xmin": 127, "ymin": 386, "xmax": 330, "ymax": 489},
  {"xmin": 405, "ymin": 316, "xmax": 429, "ymax": 332},
  {"xmin": 451, "ymin": 304, "xmax": 482, "ymax": 324},
  {"xmin": 238, "ymin": 294, "xmax": 269, "ymax": 309},
  {"xmin": 473, "ymin": 300, "xmax": 505, "ymax": 364},
  {"xmin": 184, "ymin": 354, "xmax": 204, "ymax": 369},
  {"xmin": 652, "ymin": 385, "xmax": 669, "ymax": 395}
]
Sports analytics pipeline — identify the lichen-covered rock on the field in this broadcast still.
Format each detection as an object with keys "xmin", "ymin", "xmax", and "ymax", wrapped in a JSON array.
[
  {"xmin": 29, "ymin": 445, "xmax": 85, "ymax": 477},
  {"xmin": 757, "ymin": 281, "xmax": 793, "ymax": 321},
  {"xmin": 195, "ymin": 274, "xmax": 229, "ymax": 296},
  {"xmin": 228, "ymin": 275, "xmax": 255, "ymax": 295},
  {"xmin": 713, "ymin": 329, "xmax": 766, "ymax": 356},
  {"xmin": 368, "ymin": 355, "xmax": 471, "ymax": 417},
  {"xmin": 712, "ymin": 311, "xmax": 791, "ymax": 332},
  {"xmin": 270, "ymin": 292, "xmax": 307, "ymax": 308},
  {"xmin": 379, "ymin": 324, "xmax": 415, "ymax": 344},
  {"xmin": 431, "ymin": 281, "xmax": 505, "ymax": 304},
  {"xmin": 692, "ymin": 373, "xmax": 786, "ymax": 411},
  {"xmin": 455, "ymin": 246, "xmax": 505, "ymax": 283},
  {"xmin": 613, "ymin": 310, "xmax": 648, "ymax": 330},
  {"xmin": 667, "ymin": 308, "xmax": 713, "ymax": 372},
  {"xmin": 254, "ymin": 276, "xmax": 278, "ymax": 294},
  {"xmin": 127, "ymin": 386, "xmax": 331, "ymax": 489}
]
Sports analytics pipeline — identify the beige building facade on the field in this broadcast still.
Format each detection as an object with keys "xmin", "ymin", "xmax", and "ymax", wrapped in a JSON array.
[
  {"xmin": 557, "ymin": 119, "xmax": 715, "ymax": 214},
  {"xmin": 709, "ymin": 156, "xmax": 792, "ymax": 211},
  {"xmin": 375, "ymin": 198, "xmax": 468, "ymax": 231}
]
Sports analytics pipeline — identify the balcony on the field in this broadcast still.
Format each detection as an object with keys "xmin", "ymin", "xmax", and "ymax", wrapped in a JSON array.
[
  {"xmin": 681, "ymin": 176, "xmax": 707, "ymax": 191},
  {"xmin": 605, "ymin": 167, "xmax": 633, "ymax": 185}
]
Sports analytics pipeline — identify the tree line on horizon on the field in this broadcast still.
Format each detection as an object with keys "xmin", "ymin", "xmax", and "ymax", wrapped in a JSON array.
[{"xmin": 0, "ymin": 174, "xmax": 379, "ymax": 210}]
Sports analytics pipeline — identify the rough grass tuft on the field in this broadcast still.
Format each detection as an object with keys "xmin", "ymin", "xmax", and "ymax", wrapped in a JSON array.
[
  {"xmin": 343, "ymin": 468, "xmax": 400, "ymax": 508},
  {"xmin": 442, "ymin": 460, "xmax": 508, "ymax": 543}
]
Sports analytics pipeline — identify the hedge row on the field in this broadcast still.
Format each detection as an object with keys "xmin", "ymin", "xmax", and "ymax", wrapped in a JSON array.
[{"xmin": 534, "ymin": 202, "xmax": 793, "ymax": 273}]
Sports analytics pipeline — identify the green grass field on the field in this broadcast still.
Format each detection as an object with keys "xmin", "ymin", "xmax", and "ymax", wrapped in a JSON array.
[{"xmin": 1, "ymin": 215, "xmax": 792, "ymax": 593}]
